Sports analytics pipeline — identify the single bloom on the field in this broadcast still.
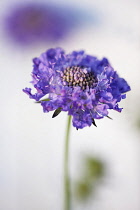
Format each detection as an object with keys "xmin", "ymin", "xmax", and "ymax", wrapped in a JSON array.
[{"xmin": 23, "ymin": 48, "xmax": 131, "ymax": 129}]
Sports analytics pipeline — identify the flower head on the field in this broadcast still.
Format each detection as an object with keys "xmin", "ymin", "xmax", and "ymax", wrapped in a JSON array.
[{"xmin": 23, "ymin": 48, "xmax": 131, "ymax": 129}]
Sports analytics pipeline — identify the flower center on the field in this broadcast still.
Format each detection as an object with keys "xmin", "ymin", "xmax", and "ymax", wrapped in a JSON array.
[{"xmin": 61, "ymin": 66, "xmax": 97, "ymax": 90}]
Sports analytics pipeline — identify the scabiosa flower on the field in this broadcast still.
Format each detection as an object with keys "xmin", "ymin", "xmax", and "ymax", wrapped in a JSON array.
[
  {"xmin": 23, "ymin": 48, "xmax": 131, "ymax": 129},
  {"xmin": 4, "ymin": 3, "xmax": 78, "ymax": 45}
]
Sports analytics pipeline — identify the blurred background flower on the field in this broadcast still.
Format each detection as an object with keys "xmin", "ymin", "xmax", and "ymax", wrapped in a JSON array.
[{"xmin": 3, "ymin": 2, "xmax": 98, "ymax": 47}]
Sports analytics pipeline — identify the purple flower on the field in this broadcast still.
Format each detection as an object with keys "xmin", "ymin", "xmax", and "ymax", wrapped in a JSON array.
[
  {"xmin": 4, "ymin": 3, "xmax": 78, "ymax": 45},
  {"xmin": 23, "ymin": 48, "xmax": 131, "ymax": 129}
]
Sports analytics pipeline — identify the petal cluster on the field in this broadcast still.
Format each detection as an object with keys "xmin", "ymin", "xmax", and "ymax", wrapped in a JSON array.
[{"xmin": 23, "ymin": 48, "xmax": 130, "ymax": 129}]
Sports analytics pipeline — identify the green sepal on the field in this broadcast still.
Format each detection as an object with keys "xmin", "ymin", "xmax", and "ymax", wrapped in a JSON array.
[
  {"xmin": 92, "ymin": 118, "xmax": 97, "ymax": 127},
  {"xmin": 106, "ymin": 115, "xmax": 113, "ymax": 120},
  {"xmin": 52, "ymin": 107, "xmax": 62, "ymax": 118},
  {"xmin": 35, "ymin": 98, "xmax": 50, "ymax": 103}
]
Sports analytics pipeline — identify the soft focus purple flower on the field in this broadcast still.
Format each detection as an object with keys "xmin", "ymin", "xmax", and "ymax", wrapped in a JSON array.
[
  {"xmin": 23, "ymin": 48, "xmax": 131, "ymax": 129},
  {"xmin": 4, "ymin": 3, "xmax": 80, "ymax": 45}
]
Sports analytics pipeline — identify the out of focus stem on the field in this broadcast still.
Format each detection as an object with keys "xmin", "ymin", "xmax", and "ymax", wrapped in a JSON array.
[{"xmin": 64, "ymin": 115, "xmax": 71, "ymax": 210}]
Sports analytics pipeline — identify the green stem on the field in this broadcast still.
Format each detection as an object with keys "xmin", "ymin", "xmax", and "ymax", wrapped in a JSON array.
[{"xmin": 64, "ymin": 115, "xmax": 72, "ymax": 210}]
